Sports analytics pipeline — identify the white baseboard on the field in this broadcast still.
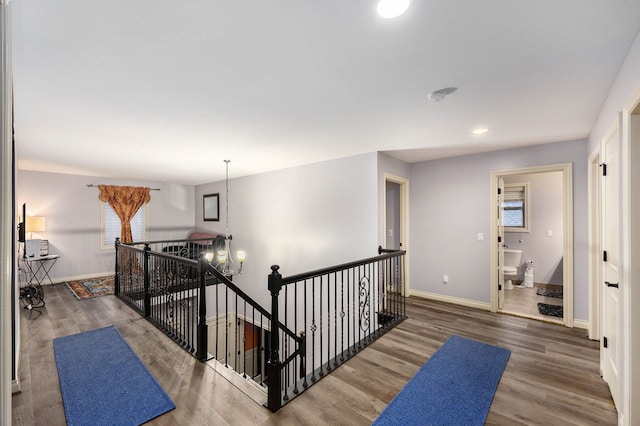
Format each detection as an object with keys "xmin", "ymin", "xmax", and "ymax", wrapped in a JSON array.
[
  {"xmin": 573, "ymin": 319, "xmax": 589, "ymax": 330},
  {"xmin": 409, "ymin": 289, "xmax": 491, "ymax": 311},
  {"xmin": 409, "ymin": 289, "xmax": 591, "ymax": 330}
]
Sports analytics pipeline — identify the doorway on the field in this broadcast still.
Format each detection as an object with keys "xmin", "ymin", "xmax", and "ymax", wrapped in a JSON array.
[
  {"xmin": 489, "ymin": 163, "xmax": 574, "ymax": 327},
  {"xmin": 383, "ymin": 173, "xmax": 410, "ymax": 293}
]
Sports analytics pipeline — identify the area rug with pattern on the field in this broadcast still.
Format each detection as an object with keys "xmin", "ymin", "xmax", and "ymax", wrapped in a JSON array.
[
  {"xmin": 536, "ymin": 287, "xmax": 563, "ymax": 299},
  {"xmin": 65, "ymin": 276, "xmax": 114, "ymax": 300},
  {"xmin": 537, "ymin": 302, "xmax": 563, "ymax": 318}
]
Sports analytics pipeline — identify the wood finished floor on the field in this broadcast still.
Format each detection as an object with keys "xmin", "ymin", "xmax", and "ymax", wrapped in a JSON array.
[{"xmin": 12, "ymin": 283, "xmax": 616, "ymax": 425}]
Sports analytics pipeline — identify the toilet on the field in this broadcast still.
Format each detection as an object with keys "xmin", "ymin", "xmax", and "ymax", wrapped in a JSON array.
[{"xmin": 503, "ymin": 249, "xmax": 523, "ymax": 290}]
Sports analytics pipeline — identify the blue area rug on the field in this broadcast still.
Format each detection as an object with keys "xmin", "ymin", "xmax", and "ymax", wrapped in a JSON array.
[
  {"xmin": 53, "ymin": 325, "xmax": 175, "ymax": 425},
  {"xmin": 373, "ymin": 335, "xmax": 511, "ymax": 426}
]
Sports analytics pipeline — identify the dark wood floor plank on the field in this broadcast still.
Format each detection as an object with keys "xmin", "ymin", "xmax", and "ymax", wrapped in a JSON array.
[{"xmin": 12, "ymin": 284, "xmax": 617, "ymax": 425}]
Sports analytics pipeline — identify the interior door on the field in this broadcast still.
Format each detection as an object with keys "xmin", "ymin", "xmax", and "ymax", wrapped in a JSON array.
[
  {"xmin": 498, "ymin": 178, "xmax": 505, "ymax": 309},
  {"xmin": 601, "ymin": 120, "xmax": 621, "ymax": 409}
]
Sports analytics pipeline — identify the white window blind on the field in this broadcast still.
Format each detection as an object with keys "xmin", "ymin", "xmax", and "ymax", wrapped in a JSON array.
[
  {"xmin": 102, "ymin": 203, "xmax": 146, "ymax": 248},
  {"xmin": 503, "ymin": 183, "xmax": 528, "ymax": 231}
]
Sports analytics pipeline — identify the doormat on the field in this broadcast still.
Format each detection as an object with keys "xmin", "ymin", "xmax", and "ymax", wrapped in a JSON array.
[
  {"xmin": 537, "ymin": 302, "xmax": 563, "ymax": 318},
  {"xmin": 373, "ymin": 335, "xmax": 510, "ymax": 426},
  {"xmin": 536, "ymin": 287, "xmax": 563, "ymax": 299},
  {"xmin": 54, "ymin": 326, "xmax": 175, "ymax": 425},
  {"xmin": 65, "ymin": 276, "xmax": 114, "ymax": 300}
]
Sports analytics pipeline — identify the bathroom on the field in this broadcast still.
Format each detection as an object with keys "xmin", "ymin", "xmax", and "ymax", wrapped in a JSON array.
[{"xmin": 500, "ymin": 170, "xmax": 565, "ymax": 322}]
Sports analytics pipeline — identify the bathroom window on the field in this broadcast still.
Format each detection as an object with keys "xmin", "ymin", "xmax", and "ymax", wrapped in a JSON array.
[{"xmin": 503, "ymin": 183, "xmax": 529, "ymax": 232}]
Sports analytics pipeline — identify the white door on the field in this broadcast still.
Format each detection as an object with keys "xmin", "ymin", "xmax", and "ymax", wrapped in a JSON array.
[
  {"xmin": 601, "ymin": 121, "xmax": 621, "ymax": 409},
  {"xmin": 498, "ymin": 178, "xmax": 505, "ymax": 309}
]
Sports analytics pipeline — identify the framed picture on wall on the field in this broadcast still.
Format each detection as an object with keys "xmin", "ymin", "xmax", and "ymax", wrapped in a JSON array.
[{"xmin": 203, "ymin": 193, "xmax": 220, "ymax": 221}]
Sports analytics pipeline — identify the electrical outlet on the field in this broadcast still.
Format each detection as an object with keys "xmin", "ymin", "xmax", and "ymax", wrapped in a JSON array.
[
  {"xmin": 443, "ymin": 275, "xmax": 449, "ymax": 284},
  {"xmin": 388, "ymin": 229, "xmax": 393, "ymax": 237}
]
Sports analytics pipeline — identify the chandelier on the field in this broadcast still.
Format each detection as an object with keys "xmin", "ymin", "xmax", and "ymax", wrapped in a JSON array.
[{"xmin": 205, "ymin": 160, "xmax": 246, "ymax": 276}]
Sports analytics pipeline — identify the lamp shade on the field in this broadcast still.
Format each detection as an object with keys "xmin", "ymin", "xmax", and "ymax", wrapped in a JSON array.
[{"xmin": 26, "ymin": 216, "xmax": 46, "ymax": 233}]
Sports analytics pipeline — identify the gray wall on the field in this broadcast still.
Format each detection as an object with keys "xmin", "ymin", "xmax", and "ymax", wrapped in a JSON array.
[
  {"xmin": 409, "ymin": 139, "xmax": 589, "ymax": 319},
  {"xmin": 504, "ymin": 172, "xmax": 564, "ymax": 285},
  {"xmin": 589, "ymin": 30, "xmax": 640, "ymax": 153},
  {"xmin": 17, "ymin": 170, "xmax": 195, "ymax": 282},
  {"xmin": 195, "ymin": 153, "xmax": 379, "ymax": 307}
]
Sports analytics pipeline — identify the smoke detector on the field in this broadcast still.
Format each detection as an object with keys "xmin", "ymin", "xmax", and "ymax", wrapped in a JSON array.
[{"xmin": 428, "ymin": 87, "xmax": 458, "ymax": 102}]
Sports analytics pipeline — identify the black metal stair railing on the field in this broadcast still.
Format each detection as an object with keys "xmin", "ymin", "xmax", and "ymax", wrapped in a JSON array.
[
  {"xmin": 115, "ymin": 239, "xmax": 406, "ymax": 412},
  {"xmin": 265, "ymin": 246, "xmax": 407, "ymax": 412},
  {"xmin": 114, "ymin": 238, "xmax": 305, "ymax": 389}
]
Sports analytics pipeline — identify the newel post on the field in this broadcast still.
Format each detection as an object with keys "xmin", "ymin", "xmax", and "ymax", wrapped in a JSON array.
[
  {"xmin": 267, "ymin": 265, "xmax": 283, "ymax": 412},
  {"xmin": 196, "ymin": 253, "xmax": 208, "ymax": 361},
  {"xmin": 114, "ymin": 238, "xmax": 120, "ymax": 295},
  {"xmin": 143, "ymin": 243, "xmax": 151, "ymax": 318}
]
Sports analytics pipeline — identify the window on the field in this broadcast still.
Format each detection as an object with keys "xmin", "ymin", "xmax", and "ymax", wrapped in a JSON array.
[
  {"xmin": 503, "ymin": 183, "xmax": 529, "ymax": 232},
  {"xmin": 102, "ymin": 203, "xmax": 147, "ymax": 248}
]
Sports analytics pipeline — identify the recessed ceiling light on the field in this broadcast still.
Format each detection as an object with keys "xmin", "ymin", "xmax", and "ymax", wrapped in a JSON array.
[
  {"xmin": 377, "ymin": 0, "xmax": 411, "ymax": 19},
  {"xmin": 472, "ymin": 127, "xmax": 490, "ymax": 136}
]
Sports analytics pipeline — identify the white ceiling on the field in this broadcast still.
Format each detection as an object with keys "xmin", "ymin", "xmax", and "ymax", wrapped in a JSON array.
[{"xmin": 11, "ymin": 0, "xmax": 640, "ymax": 185}]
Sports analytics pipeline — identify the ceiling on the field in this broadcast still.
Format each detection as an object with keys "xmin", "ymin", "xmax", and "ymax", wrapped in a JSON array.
[{"xmin": 11, "ymin": 0, "xmax": 640, "ymax": 185}]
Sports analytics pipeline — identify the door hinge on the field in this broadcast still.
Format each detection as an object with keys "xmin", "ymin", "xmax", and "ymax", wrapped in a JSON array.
[
  {"xmin": 600, "ymin": 162, "xmax": 607, "ymax": 176},
  {"xmin": 498, "ymin": 236, "xmax": 502, "ymax": 243},
  {"xmin": 498, "ymin": 284, "xmax": 502, "ymax": 291},
  {"xmin": 603, "ymin": 250, "xmax": 608, "ymax": 262},
  {"xmin": 498, "ymin": 188, "xmax": 502, "ymax": 195},
  {"xmin": 603, "ymin": 336, "xmax": 608, "ymax": 348}
]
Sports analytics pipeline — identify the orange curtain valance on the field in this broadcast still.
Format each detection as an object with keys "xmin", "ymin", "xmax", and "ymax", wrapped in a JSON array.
[{"xmin": 99, "ymin": 185, "xmax": 151, "ymax": 243}]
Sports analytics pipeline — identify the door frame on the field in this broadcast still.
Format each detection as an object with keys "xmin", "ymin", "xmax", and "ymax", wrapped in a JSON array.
[
  {"xmin": 588, "ymin": 147, "xmax": 601, "ymax": 340},
  {"xmin": 489, "ymin": 163, "xmax": 574, "ymax": 327},
  {"xmin": 617, "ymin": 83, "xmax": 640, "ymax": 426},
  {"xmin": 383, "ymin": 173, "xmax": 410, "ymax": 295}
]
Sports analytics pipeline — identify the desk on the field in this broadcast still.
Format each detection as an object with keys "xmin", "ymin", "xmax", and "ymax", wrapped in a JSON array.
[
  {"xmin": 22, "ymin": 255, "xmax": 60, "ymax": 286},
  {"xmin": 19, "ymin": 255, "xmax": 58, "ymax": 318}
]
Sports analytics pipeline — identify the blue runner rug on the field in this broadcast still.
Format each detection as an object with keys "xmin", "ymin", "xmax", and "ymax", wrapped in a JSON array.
[
  {"xmin": 373, "ymin": 335, "xmax": 510, "ymax": 426},
  {"xmin": 53, "ymin": 325, "xmax": 175, "ymax": 425}
]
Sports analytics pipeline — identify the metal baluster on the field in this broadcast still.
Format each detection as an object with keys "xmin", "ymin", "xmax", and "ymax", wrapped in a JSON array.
[
  {"xmin": 311, "ymin": 277, "xmax": 316, "ymax": 382},
  {"xmin": 301, "ymin": 281, "xmax": 308, "ymax": 388},
  {"xmin": 319, "ymin": 275, "xmax": 324, "ymax": 377},
  {"xmin": 242, "ymin": 299, "xmax": 247, "ymax": 378},
  {"xmin": 348, "ymin": 267, "xmax": 352, "ymax": 355},
  {"xmin": 293, "ymin": 281, "xmax": 299, "ymax": 394},
  {"xmin": 215, "ymin": 282, "xmax": 219, "ymax": 360},
  {"xmin": 340, "ymin": 270, "xmax": 345, "ymax": 362},
  {"xmin": 333, "ymin": 272, "xmax": 338, "ymax": 367},
  {"xmin": 235, "ymin": 292, "xmax": 239, "ymax": 372},
  {"xmin": 225, "ymin": 286, "xmax": 229, "ymax": 367},
  {"xmin": 326, "ymin": 272, "xmax": 332, "ymax": 372},
  {"xmin": 251, "ymin": 305, "xmax": 256, "ymax": 382},
  {"xmin": 283, "ymin": 286, "xmax": 289, "ymax": 396}
]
